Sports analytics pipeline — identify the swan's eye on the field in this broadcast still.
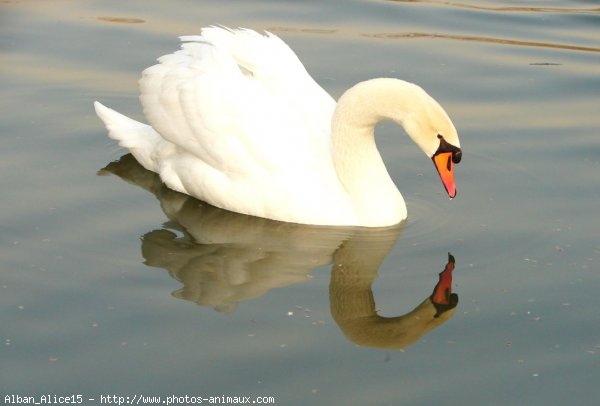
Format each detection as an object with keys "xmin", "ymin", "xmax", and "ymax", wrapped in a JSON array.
[{"xmin": 436, "ymin": 134, "xmax": 462, "ymax": 164}]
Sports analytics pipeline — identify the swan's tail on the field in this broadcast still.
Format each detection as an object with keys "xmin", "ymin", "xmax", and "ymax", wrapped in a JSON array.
[{"xmin": 94, "ymin": 101, "xmax": 162, "ymax": 172}]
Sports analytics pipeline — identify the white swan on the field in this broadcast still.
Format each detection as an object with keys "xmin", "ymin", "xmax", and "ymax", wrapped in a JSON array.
[{"xmin": 95, "ymin": 26, "xmax": 462, "ymax": 227}]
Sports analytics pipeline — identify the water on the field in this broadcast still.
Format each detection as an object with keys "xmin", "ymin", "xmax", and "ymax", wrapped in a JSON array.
[{"xmin": 1, "ymin": 0, "xmax": 599, "ymax": 404}]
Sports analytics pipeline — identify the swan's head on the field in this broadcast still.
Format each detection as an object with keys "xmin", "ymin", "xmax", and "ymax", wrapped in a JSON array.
[
  {"xmin": 397, "ymin": 82, "xmax": 462, "ymax": 198},
  {"xmin": 334, "ymin": 78, "xmax": 462, "ymax": 200}
]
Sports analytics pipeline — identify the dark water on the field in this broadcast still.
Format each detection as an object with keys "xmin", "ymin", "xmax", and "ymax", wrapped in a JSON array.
[{"xmin": 1, "ymin": 1, "xmax": 599, "ymax": 405}]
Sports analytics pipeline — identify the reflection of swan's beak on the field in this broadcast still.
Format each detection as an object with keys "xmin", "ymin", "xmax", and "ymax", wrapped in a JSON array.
[
  {"xmin": 433, "ymin": 152, "xmax": 457, "ymax": 198},
  {"xmin": 431, "ymin": 253, "xmax": 459, "ymax": 318}
]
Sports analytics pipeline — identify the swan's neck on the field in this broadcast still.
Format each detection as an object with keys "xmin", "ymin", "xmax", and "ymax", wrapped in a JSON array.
[{"xmin": 331, "ymin": 78, "xmax": 429, "ymax": 226}]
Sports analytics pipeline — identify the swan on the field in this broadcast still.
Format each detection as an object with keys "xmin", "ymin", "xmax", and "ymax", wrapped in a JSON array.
[{"xmin": 94, "ymin": 26, "xmax": 462, "ymax": 227}]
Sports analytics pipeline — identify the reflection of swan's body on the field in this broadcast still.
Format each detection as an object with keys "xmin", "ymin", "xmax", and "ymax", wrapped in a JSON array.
[
  {"xmin": 102, "ymin": 155, "xmax": 459, "ymax": 348},
  {"xmin": 102, "ymin": 155, "xmax": 357, "ymax": 312},
  {"xmin": 95, "ymin": 26, "xmax": 462, "ymax": 227}
]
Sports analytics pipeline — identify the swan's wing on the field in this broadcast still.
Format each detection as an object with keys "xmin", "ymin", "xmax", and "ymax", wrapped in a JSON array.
[
  {"xmin": 187, "ymin": 26, "xmax": 336, "ymax": 133},
  {"xmin": 139, "ymin": 27, "xmax": 335, "ymax": 176},
  {"xmin": 137, "ymin": 27, "xmax": 353, "ymax": 223}
]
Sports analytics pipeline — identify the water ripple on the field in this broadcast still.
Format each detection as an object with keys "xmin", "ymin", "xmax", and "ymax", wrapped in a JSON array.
[
  {"xmin": 385, "ymin": 0, "xmax": 600, "ymax": 14},
  {"xmin": 363, "ymin": 31, "xmax": 600, "ymax": 53}
]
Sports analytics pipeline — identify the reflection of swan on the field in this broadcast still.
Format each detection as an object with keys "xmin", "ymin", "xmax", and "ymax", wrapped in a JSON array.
[
  {"xmin": 331, "ymin": 248, "xmax": 457, "ymax": 349},
  {"xmin": 101, "ymin": 154, "xmax": 458, "ymax": 347},
  {"xmin": 95, "ymin": 26, "xmax": 461, "ymax": 227}
]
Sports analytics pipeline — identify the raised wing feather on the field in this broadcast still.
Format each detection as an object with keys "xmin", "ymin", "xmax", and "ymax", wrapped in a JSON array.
[
  {"xmin": 131, "ymin": 27, "xmax": 357, "ymax": 223},
  {"xmin": 139, "ymin": 27, "xmax": 335, "ymax": 179},
  {"xmin": 190, "ymin": 26, "xmax": 335, "ymax": 130}
]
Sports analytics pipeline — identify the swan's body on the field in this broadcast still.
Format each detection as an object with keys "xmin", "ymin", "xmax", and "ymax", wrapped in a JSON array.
[{"xmin": 95, "ymin": 26, "xmax": 461, "ymax": 227}]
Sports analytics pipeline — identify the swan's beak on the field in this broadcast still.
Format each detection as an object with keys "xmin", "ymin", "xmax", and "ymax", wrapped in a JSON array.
[{"xmin": 432, "ymin": 152, "xmax": 457, "ymax": 198}]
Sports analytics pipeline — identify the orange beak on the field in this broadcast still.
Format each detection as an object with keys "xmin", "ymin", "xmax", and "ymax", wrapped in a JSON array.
[{"xmin": 433, "ymin": 152, "xmax": 457, "ymax": 198}]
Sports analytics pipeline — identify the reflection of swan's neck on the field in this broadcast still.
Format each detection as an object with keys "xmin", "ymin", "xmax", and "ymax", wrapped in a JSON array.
[
  {"xmin": 329, "ymin": 236, "xmax": 456, "ymax": 349},
  {"xmin": 331, "ymin": 79, "xmax": 433, "ymax": 226}
]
